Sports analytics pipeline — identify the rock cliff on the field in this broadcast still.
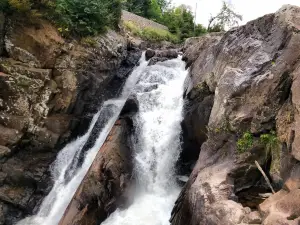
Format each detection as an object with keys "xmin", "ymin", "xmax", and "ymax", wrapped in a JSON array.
[
  {"xmin": 0, "ymin": 15, "xmax": 141, "ymax": 224},
  {"xmin": 172, "ymin": 5, "xmax": 300, "ymax": 225}
]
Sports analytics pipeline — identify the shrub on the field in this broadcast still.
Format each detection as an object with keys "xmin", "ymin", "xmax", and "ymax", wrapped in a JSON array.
[
  {"xmin": 1, "ymin": 0, "xmax": 122, "ymax": 36},
  {"xmin": 237, "ymin": 131, "xmax": 253, "ymax": 153},
  {"xmin": 260, "ymin": 131, "xmax": 280, "ymax": 173},
  {"xmin": 124, "ymin": 21, "xmax": 178, "ymax": 43},
  {"xmin": 81, "ymin": 36, "xmax": 98, "ymax": 47},
  {"xmin": 55, "ymin": 0, "xmax": 122, "ymax": 36}
]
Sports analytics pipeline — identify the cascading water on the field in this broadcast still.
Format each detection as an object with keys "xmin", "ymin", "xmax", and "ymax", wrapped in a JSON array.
[
  {"xmin": 101, "ymin": 57, "xmax": 188, "ymax": 225},
  {"xmin": 17, "ymin": 54, "xmax": 148, "ymax": 225},
  {"xmin": 16, "ymin": 53, "xmax": 187, "ymax": 225}
]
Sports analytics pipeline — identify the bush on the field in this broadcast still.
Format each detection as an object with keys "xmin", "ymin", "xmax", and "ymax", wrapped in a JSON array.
[
  {"xmin": 260, "ymin": 131, "xmax": 280, "ymax": 173},
  {"xmin": 237, "ymin": 131, "xmax": 253, "ymax": 153},
  {"xmin": 55, "ymin": 0, "xmax": 121, "ymax": 36},
  {"xmin": 124, "ymin": 21, "xmax": 178, "ymax": 43},
  {"xmin": 1, "ymin": 0, "xmax": 122, "ymax": 36}
]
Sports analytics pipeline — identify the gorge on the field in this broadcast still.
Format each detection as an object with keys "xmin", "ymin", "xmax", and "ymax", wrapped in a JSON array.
[{"xmin": 1, "ymin": 4, "xmax": 300, "ymax": 225}]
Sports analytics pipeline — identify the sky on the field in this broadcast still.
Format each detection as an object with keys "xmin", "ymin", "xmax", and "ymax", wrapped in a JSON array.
[{"xmin": 172, "ymin": 0, "xmax": 300, "ymax": 27}]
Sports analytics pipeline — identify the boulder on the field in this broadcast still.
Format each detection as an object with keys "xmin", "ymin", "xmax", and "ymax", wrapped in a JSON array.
[
  {"xmin": 259, "ymin": 189, "xmax": 300, "ymax": 225},
  {"xmin": 156, "ymin": 49, "xmax": 178, "ymax": 59},
  {"xmin": 145, "ymin": 48, "xmax": 155, "ymax": 60},
  {"xmin": 148, "ymin": 57, "xmax": 169, "ymax": 66},
  {"xmin": 120, "ymin": 95, "xmax": 139, "ymax": 116},
  {"xmin": 171, "ymin": 5, "xmax": 300, "ymax": 225},
  {"xmin": 58, "ymin": 119, "xmax": 133, "ymax": 225}
]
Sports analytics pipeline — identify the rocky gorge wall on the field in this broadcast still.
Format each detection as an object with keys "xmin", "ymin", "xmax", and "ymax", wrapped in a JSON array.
[
  {"xmin": 0, "ymin": 13, "xmax": 142, "ymax": 224},
  {"xmin": 171, "ymin": 5, "xmax": 300, "ymax": 225}
]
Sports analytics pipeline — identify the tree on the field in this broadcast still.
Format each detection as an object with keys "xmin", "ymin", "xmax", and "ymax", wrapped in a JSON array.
[
  {"xmin": 160, "ymin": 4, "xmax": 206, "ymax": 41},
  {"xmin": 147, "ymin": 0, "xmax": 162, "ymax": 21},
  {"xmin": 55, "ymin": 0, "xmax": 122, "ymax": 35},
  {"xmin": 207, "ymin": 1, "xmax": 242, "ymax": 31}
]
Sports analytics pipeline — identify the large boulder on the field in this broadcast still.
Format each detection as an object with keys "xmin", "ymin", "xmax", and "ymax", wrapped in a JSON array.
[
  {"xmin": 145, "ymin": 48, "xmax": 178, "ymax": 63},
  {"xmin": 171, "ymin": 5, "xmax": 300, "ymax": 225},
  {"xmin": 58, "ymin": 119, "xmax": 133, "ymax": 225}
]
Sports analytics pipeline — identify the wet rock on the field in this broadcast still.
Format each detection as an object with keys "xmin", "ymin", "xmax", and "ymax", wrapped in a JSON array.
[
  {"xmin": 0, "ymin": 185, "xmax": 34, "ymax": 209},
  {"xmin": 156, "ymin": 49, "xmax": 178, "ymax": 59},
  {"xmin": 121, "ymin": 95, "xmax": 139, "ymax": 116},
  {"xmin": 145, "ymin": 48, "xmax": 155, "ymax": 60},
  {"xmin": 148, "ymin": 57, "xmax": 169, "ymax": 66},
  {"xmin": 58, "ymin": 119, "xmax": 133, "ymax": 225}
]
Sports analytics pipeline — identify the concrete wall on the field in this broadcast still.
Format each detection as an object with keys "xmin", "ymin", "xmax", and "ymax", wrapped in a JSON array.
[{"xmin": 121, "ymin": 10, "xmax": 168, "ymax": 31}]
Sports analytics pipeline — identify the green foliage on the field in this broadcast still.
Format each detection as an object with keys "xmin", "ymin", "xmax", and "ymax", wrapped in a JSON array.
[
  {"xmin": 123, "ymin": 0, "xmax": 169, "ymax": 18},
  {"xmin": 1, "ymin": 0, "xmax": 122, "ymax": 36},
  {"xmin": 260, "ymin": 131, "xmax": 280, "ymax": 174},
  {"xmin": 260, "ymin": 131, "xmax": 278, "ymax": 149},
  {"xmin": 55, "ymin": 0, "xmax": 121, "ymax": 36},
  {"xmin": 147, "ymin": 0, "xmax": 162, "ymax": 21},
  {"xmin": 124, "ymin": 2, "xmax": 206, "ymax": 41},
  {"xmin": 124, "ymin": 21, "xmax": 178, "ymax": 43},
  {"xmin": 237, "ymin": 131, "xmax": 253, "ymax": 154},
  {"xmin": 161, "ymin": 5, "xmax": 207, "ymax": 41}
]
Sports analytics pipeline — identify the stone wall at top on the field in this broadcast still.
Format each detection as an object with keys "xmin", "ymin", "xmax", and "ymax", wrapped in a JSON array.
[{"xmin": 121, "ymin": 10, "xmax": 168, "ymax": 31}]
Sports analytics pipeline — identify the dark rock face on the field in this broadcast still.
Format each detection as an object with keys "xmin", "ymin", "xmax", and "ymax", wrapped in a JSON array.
[
  {"xmin": 58, "ymin": 119, "xmax": 133, "ymax": 225},
  {"xmin": 121, "ymin": 95, "xmax": 139, "ymax": 116},
  {"xmin": 0, "ymin": 18, "xmax": 141, "ymax": 224},
  {"xmin": 171, "ymin": 5, "xmax": 300, "ymax": 225},
  {"xmin": 178, "ymin": 82, "xmax": 214, "ymax": 175}
]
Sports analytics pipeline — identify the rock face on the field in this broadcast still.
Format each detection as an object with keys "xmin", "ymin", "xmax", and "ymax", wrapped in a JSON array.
[
  {"xmin": 58, "ymin": 119, "xmax": 133, "ymax": 225},
  {"xmin": 0, "ymin": 16, "xmax": 141, "ymax": 224},
  {"xmin": 171, "ymin": 5, "xmax": 300, "ymax": 225}
]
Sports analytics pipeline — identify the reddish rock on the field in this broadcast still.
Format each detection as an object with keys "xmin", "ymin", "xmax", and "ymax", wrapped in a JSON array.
[{"xmin": 58, "ymin": 119, "xmax": 133, "ymax": 225}]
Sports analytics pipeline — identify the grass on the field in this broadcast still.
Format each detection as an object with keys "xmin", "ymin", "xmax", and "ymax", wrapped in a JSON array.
[
  {"xmin": 123, "ymin": 21, "xmax": 179, "ymax": 43},
  {"xmin": 81, "ymin": 36, "xmax": 98, "ymax": 48},
  {"xmin": 260, "ymin": 131, "xmax": 280, "ymax": 174}
]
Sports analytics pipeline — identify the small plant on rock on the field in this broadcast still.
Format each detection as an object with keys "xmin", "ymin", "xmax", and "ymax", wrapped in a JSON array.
[
  {"xmin": 260, "ymin": 131, "xmax": 280, "ymax": 174},
  {"xmin": 237, "ymin": 131, "xmax": 253, "ymax": 153}
]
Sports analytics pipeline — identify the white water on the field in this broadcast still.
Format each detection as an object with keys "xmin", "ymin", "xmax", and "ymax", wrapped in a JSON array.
[
  {"xmin": 17, "ymin": 54, "xmax": 148, "ymax": 225},
  {"xmin": 102, "ymin": 57, "xmax": 188, "ymax": 225}
]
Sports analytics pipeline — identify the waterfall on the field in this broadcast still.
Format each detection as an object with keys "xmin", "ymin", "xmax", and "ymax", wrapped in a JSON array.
[
  {"xmin": 16, "ymin": 53, "xmax": 187, "ymax": 225},
  {"xmin": 101, "ymin": 57, "xmax": 188, "ymax": 225},
  {"xmin": 17, "ymin": 54, "xmax": 148, "ymax": 225}
]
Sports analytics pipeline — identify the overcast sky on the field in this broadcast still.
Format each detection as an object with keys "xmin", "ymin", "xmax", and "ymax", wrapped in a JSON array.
[{"xmin": 172, "ymin": 0, "xmax": 300, "ymax": 27}]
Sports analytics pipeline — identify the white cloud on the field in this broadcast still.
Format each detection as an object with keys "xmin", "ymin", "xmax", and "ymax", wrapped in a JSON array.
[{"xmin": 172, "ymin": 0, "xmax": 300, "ymax": 27}]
